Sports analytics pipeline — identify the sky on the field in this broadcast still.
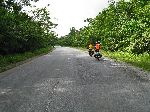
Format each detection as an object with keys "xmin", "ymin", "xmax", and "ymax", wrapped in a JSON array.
[{"xmin": 25, "ymin": 0, "xmax": 114, "ymax": 37}]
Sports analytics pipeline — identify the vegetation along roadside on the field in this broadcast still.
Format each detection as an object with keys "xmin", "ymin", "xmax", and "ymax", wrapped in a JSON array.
[
  {"xmin": 102, "ymin": 51, "xmax": 150, "ymax": 71},
  {"xmin": 58, "ymin": 0, "xmax": 150, "ymax": 72},
  {"xmin": 0, "ymin": 0, "xmax": 58, "ymax": 73},
  {"xmin": 0, "ymin": 46, "xmax": 53, "ymax": 73}
]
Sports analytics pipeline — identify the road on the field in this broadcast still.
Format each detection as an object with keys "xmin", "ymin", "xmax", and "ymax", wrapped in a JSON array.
[{"xmin": 0, "ymin": 47, "xmax": 150, "ymax": 112}]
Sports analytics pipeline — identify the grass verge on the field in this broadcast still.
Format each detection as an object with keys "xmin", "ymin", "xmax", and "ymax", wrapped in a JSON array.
[
  {"xmin": 0, "ymin": 46, "xmax": 53, "ymax": 73},
  {"xmin": 102, "ymin": 51, "xmax": 150, "ymax": 71}
]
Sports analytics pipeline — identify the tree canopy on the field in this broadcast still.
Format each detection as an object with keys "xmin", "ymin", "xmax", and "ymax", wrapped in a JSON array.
[{"xmin": 0, "ymin": 0, "xmax": 58, "ymax": 55}]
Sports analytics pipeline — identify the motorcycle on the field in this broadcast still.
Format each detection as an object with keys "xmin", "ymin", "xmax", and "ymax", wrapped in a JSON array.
[
  {"xmin": 94, "ymin": 52, "xmax": 102, "ymax": 61},
  {"xmin": 88, "ymin": 49, "xmax": 94, "ymax": 57}
]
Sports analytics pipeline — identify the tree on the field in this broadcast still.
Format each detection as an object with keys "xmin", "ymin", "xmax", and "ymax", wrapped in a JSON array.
[
  {"xmin": 0, "ymin": 0, "xmax": 58, "ymax": 55},
  {"xmin": 59, "ymin": 0, "xmax": 150, "ymax": 54}
]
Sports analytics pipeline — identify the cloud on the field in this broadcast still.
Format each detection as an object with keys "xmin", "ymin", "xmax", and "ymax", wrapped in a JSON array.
[{"xmin": 24, "ymin": 0, "xmax": 112, "ymax": 36}]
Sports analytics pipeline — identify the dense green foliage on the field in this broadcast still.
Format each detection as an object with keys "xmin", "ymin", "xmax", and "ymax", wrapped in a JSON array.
[
  {"xmin": 0, "ymin": 0, "xmax": 57, "ymax": 55},
  {"xmin": 58, "ymin": 0, "xmax": 150, "ymax": 54}
]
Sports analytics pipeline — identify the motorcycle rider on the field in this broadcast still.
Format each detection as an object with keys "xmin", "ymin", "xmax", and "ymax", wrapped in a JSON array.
[{"xmin": 88, "ymin": 42, "xmax": 94, "ymax": 57}]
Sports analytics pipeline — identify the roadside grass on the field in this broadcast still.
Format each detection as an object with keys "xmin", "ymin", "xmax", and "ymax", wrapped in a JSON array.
[
  {"xmin": 0, "ymin": 46, "xmax": 53, "ymax": 73},
  {"xmin": 102, "ymin": 51, "xmax": 150, "ymax": 71}
]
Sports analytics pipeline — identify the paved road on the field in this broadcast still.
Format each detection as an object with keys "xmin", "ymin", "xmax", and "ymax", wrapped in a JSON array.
[{"xmin": 0, "ymin": 47, "xmax": 150, "ymax": 112}]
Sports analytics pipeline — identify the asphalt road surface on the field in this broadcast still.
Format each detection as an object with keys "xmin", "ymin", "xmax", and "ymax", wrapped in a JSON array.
[{"xmin": 0, "ymin": 47, "xmax": 150, "ymax": 112}]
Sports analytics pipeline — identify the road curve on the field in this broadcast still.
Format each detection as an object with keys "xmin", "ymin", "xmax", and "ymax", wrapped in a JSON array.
[{"xmin": 0, "ymin": 47, "xmax": 150, "ymax": 112}]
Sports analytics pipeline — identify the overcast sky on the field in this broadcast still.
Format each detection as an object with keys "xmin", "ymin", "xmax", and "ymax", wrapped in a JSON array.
[{"xmin": 26, "ymin": 0, "xmax": 115, "ymax": 36}]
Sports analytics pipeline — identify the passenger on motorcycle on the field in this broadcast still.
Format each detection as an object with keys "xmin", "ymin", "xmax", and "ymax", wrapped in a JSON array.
[
  {"xmin": 95, "ymin": 41, "xmax": 101, "ymax": 52},
  {"xmin": 94, "ymin": 41, "xmax": 102, "ymax": 59}
]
